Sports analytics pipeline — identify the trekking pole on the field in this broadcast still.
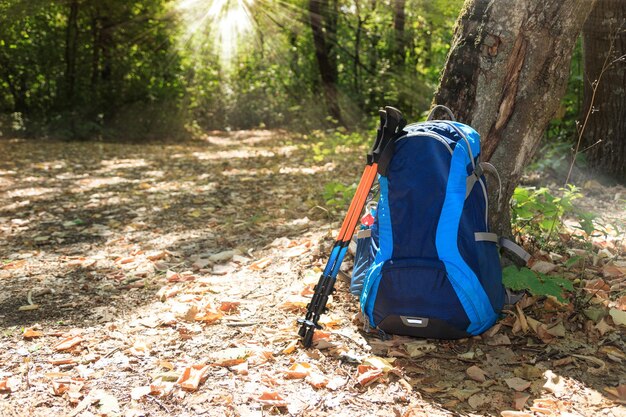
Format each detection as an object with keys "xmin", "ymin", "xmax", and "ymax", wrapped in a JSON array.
[{"xmin": 298, "ymin": 106, "xmax": 405, "ymax": 348}]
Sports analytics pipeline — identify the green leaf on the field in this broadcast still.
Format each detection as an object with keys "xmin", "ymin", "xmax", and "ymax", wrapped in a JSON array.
[
  {"xmin": 502, "ymin": 267, "xmax": 572, "ymax": 303},
  {"xmin": 502, "ymin": 266, "xmax": 536, "ymax": 291},
  {"xmin": 564, "ymin": 256, "xmax": 581, "ymax": 268}
]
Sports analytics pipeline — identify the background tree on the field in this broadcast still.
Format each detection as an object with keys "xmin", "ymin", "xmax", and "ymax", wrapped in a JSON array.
[
  {"xmin": 580, "ymin": 0, "xmax": 626, "ymax": 182},
  {"xmin": 308, "ymin": 0, "xmax": 342, "ymax": 124},
  {"xmin": 434, "ymin": 0, "xmax": 597, "ymax": 236}
]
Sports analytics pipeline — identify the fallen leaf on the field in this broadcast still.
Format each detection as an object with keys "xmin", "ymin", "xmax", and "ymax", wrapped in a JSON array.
[
  {"xmin": 513, "ymin": 364, "xmax": 543, "ymax": 380},
  {"xmin": 219, "ymin": 301, "xmax": 240, "ymax": 312},
  {"xmin": 48, "ymin": 358, "xmax": 77, "ymax": 366},
  {"xmin": 210, "ymin": 347, "xmax": 250, "ymax": 367},
  {"xmin": 95, "ymin": 390, "xmax": 120, "ymax": 415},
  {"xmin": 545, "ymin": 322, "xmax": 566, "ymax": 338},
  {"xmin": 327, "ymin": 376, "xmax": 347, "ymax": 391},
  {"xmin": 306, "ymin": 371, "xmax": 329, "ymax": 389},
  {"xmin": 583, "ymin": 306, "xmax": 606, "ymax": 323},
  {"xmin": 450, "ymin": 387, "xmax": 481, "ymax": 401},
  {"xmin": 531, "ymin": 261, "xmax": 557, "ymax": 274},
  {"xmin": 484, "ymin": 323, "xmax": 502, "ymax": 338},
  {"xmin": 51, "ymin": 380, "xmax": 70, "ymax": 396},
  {"xmin": 609, "ymin": 308, "xmax": 626, "ymax": 326},
  {"xmin": 603, "ymin": 263, "xmax": 625, "ymax": 279},
  {"xmin": 131, "ymin": 386, "xmax": 151, "ymax": 400},
  {"xmin": 0, "ymin": 379, "xmax": 10, "ymax": 392},
  {"xmin": 362, "ymin": 356, "xmax": 394, "ymax": 373},
  {"xmin": 468, "ymin": 393, "xmax": 489, "ymax": 409},
  {"xmin": 552, "ymin": 357, "xmax": 575, "ymax": 367},
  {"xmin": 542, "ymin": 370, "xmax": 567, "ymax": 396},
  {"xmin": 530, "ymin": 398, "xmax": 565, "ymax": 415},
  {"xmin": 311, "ymin": 330, "xmax": 331, "ymax": 342},
  {"xmin": 466, "ymin": 365, "xmax": 487, "ymax": 383},
  {"xmin": 603, "ymin": 384, "xmax": 626, "ymax": 404},
  {"xmin": 258, "ymin": 391, "xmax": 287, "ymax": 407},
  {"xmin": 2, "ymin": 259, "xmax": 26, "ymax": 270},
  {"xmin": 487, "ymin": 333, "xmax": 511, "ymax": 346},
  {"xmin": 513, "ymin": 392, "xmax": 531, "ymax": 410},
  {"xmin": 129, "ymin": 340, "xmax": 151, "ymax": 356},
  {"xmin": 45, "ymin": 372, "xmax": 73, "ymax": 379},
  {"xmin": 249, "ymin": 349, "xmax": 273, "ymax": 365},
  {"xmin": 195, "ymin": 310, "xmax": 223, "ymax": 324},
  {"xmin": 230, "ymin": 361, "xmax": 248, "ymax": 375},
  {"xmin": 249, "ymin": 257, "xmax": 272, "ymax": 271},
  {"xmin": 176, "ymin": 365, "xmax": 210, "ymax": 391},
  {"xmin": 404, "ymin": 341, "xmax": 436, "ymax": 358},
  {"xmin": 595, "ymin": 318, "xmax": 615, "ymax": 336},
  {"xmin": 149, "ymin": 378, "xmax": 174, "ymax": 397},
  {"xmin": 53, "ymin": 336, "xmax": 83, "ymax": 351},
  {"xmin": 571, "ymin": 354, "xmax": 606, "ymax": 375},
  {"xmin": 505, "ymin": 377, "xmax": 531, "ymax": 392},
  {"xmin": 23, "ymin": 327, "xmax": 43, "ymax": 339},
  {"xmin": 209, "ymin": 250, "xmax": 235, "ymax": 263},
  {"xmin": 515, "ymin": 304, "xmax": 529, "ymax": 333},
  {"xmin": 318, "ymin": 314, "xmax": 341, "ymax": 328},
  {"xmin": 300, "ymin": 284, "xmax": 315, "ymax": 297},
  {"xmin": 146, "ymin": 250, "xmax": 168, "ymax": 261},
  {"xmin": 285, "ymin": 362, "xmax": 312, "ymax": 379},
  {"xmin": 356, "ymin": 365, "xmax": 383, "ymax": 386},
  {"xmin": 501, "ymin": 411, "xmax": 533, "ymax": 417},
  {"xmin": 279, "ymin": 295, "xmax": 309, "ymax": 312},
  {"xmin": 282, "ymin": 340, "xmax": 298, "ymax": 355},
  {"xmin": 599, "ymin": 346, "xmax": 626, "ymax": 363}
]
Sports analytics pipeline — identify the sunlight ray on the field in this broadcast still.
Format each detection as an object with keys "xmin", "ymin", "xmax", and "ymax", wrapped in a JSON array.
[{"xmin": 175, "ymin": 0, "xmax": 256, "ymax": 68}]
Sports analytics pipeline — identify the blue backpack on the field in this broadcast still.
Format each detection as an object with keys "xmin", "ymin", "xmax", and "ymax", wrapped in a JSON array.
[{"xmin": 354, "ymin": 106, "xmax": 528, "ymax": 339}]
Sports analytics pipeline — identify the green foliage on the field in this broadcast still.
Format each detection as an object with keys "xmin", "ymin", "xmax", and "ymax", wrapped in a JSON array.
[
  {"xmin": 307, "ymin": 129, "xmax": 370, "ymax": 162},
  {"xmin": 502, "ymin": 266, "xmax": 574, "ymax": 303},
  {"xmin": 0, "ymin": 0, "xmax": 186, "ymax": 139},
  {"xmin": 0, "ymin": 0, "xmax": 464, "ymax": 137},
  {"xmin": 323, "ymin": 180, "xmax": 357, "ymax": 210},
  {"xmin": 510, "ymin": 184, "xmax": 592, "ymax": 248},
  {"xmin": 544, "ymin": 37, "xmax": 583, "ymax": 144}
]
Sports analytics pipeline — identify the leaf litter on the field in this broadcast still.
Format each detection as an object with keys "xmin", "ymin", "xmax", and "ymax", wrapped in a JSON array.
[{"xmin": 0, "ymin": 133, "xmax": 624, "ymax": 417}]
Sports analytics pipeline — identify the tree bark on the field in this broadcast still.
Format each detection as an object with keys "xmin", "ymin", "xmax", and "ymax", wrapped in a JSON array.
[
  {"xmin": 393, "ymin": 0, "xmax": 406, "ymax": 64},
  {"xmin": 434, "ymin": 0, "xmax": 596, "ymax": 236},
  {"xmin": 309, "ymin": 0, "xmax": 343, "ymax": 124},
  {"xmin": 65, "ymin": 0, "xmax": 79, "ymax": 105},
  {"xmin": 581, "ymin": 0, "xmax": 626, "ymax": 183}
]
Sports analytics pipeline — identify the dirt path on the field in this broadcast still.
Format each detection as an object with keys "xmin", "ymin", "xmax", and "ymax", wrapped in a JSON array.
[{"xmin": 0, "ymin": 132, "xmax": 624, "ymax": 417}]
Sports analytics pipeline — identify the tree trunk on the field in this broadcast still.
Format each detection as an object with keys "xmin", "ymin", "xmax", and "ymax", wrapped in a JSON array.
[
  {"xmin": 434, "ymin": 0, "xmax": 596, "ymax": 236},
  {"xmin": 393, "ymin": 0, "xmax": 406, "ymax": 64},
  {"xmin": 580, "ymin": 0, "xmax": 626, "ymax": 183},
  {"xmin": 91, "ymin": 12, "xmax": 101, "ymax": 88},
  {"xmin": 354, "ymin": 6, "xmax": 363, "ymax": 92},
  {"xmin": 65, "ymin": 0, "xmax": 79, "ymax": 106},
  {"xmin": 309, "ymin": 0, "xmax": 342, "ymax": 124}
]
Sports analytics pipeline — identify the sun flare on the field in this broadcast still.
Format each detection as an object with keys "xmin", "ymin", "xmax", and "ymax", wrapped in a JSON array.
[{"xmin": 176, "ymin": 0, "xmax": 255, "ymax": 68}]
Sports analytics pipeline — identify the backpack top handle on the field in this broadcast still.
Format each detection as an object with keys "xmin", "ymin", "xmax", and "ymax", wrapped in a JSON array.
[{"xmin": 427, "ymin": 105, "xmax": 456, "ymax": 121}]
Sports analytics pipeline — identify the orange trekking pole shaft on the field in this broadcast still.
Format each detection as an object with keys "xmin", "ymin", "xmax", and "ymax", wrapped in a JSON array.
[{"xmin": 298, "ymin": 107, "xmax": 405, "ymax": 348}]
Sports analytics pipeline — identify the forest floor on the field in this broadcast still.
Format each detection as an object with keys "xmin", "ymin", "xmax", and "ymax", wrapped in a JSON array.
[{"xmin": 0, "ymin": 131, "xmax": 625, "ymax": 417}]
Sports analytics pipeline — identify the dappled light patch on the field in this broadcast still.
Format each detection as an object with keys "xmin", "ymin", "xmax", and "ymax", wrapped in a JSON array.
[
  {"xmin": 98, "ymin": 158, "xmax": 149, "ymax": 172},
  {"xmin": 192, "ymin": 148, "xmax": 275, "ymax": 160},
  {"xmin": 74, "ymin": 176, "xmax": 130, "ymax": 191},
  {"xmin": 0, "ymin": 132, "xmax": 624, "ymax": 417},
  {"xmin": 6, "ymin": 186, "xmax": 60, "ymax": 198}
]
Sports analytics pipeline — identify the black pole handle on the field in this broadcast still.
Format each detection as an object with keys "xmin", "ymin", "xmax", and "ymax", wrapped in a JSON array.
[
  {"xmin": 371, "ymin": 106, "xmax": 403, "ymax": 162},
  {"xmin": 367, "ymin": 109, "xmax": 387, "ymax": 165}
]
